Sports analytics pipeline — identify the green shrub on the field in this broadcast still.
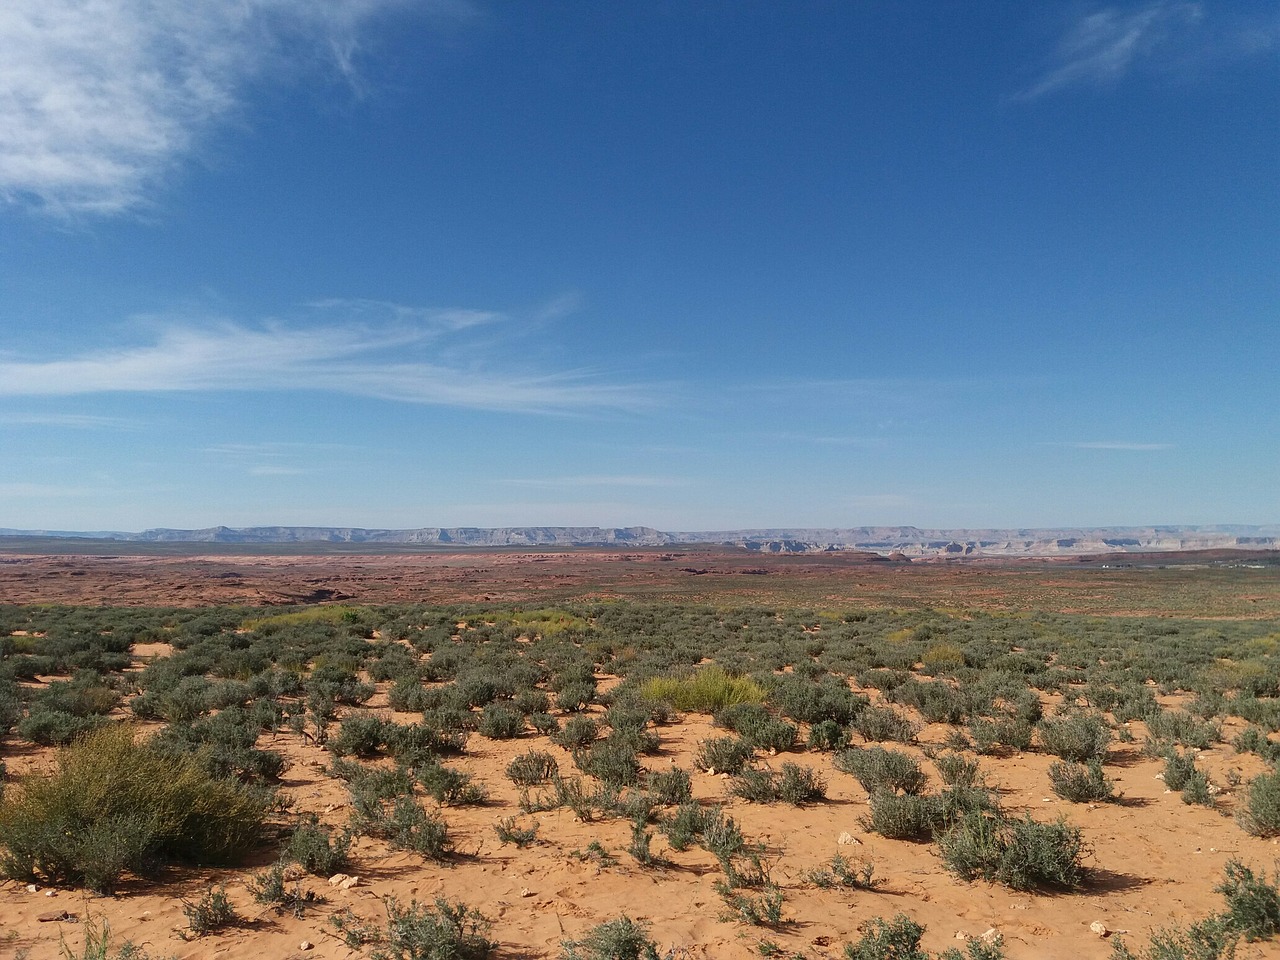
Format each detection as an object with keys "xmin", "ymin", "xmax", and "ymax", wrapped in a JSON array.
[
  {"xmin": 0, "ymin": 725, "xmax": 266, "ymax": 893},
  {"xmin": 495, "ymin": 816, "xmax": 538, "ymax": 848},
  {"xmin": 506, "ymin": 751, "xmax": 559, "ymax": 786},
  {"xmin": 853, "ymin": 706, "xmax": 918, "ymax": 744},
  {"xmin": 1238, "ymin": 771, "xmax": 1280, "ymax": 837},
  {"xmin": 627, "ymin": 817, "xmax": 655, "ymax": 865},
  {"xmin": 1232, "ymin": 727, "xmax": 1280, "ymax": 763},
  {"xmin": 968, "ymin": 717, "xmax": 1033, "ymax": 754},
  {"xmin": 553, "ymin": 715, "xmax": 600, "ymax": 749},
  {"xmin": 730, "ymin": 767, "xmax": 779, "ymax": 803},
  {"xmin": 55, "ymin": 914, "xmax": 173, "ymax": 960},
  {"xmin": 356, "ymin": 796, "xmax": 451, "ymax": 860},
  {"xmin": 715, "ymin": 883, "xmax": 784, "ymax": 927},
  {"xmin": 183, "ymin": 885, "xmax": 240, "ymax": 937},
  {"xmin": 939, "ymin": 811, "xmax": 1086, "ymax": 890},
  {"xmin": 530, "ymin": 711, "xmax": 559, "ymax": 734},
  {"xmin": 1217, "ymin": 859, "xmax": 1280, "ymax": 941},
  {"xmin": 844, "ymin": 913, "xmax": 928, "ymax": 960},
  {"xmin": 15, "ymin": 709, "xmax": 104, "ymax": 746},
  {"xmin": 714, "ymin": 703, "xmax": 797, "ymax": 752},
  {"xmin": 1108, "ymin": 916, "xmax": 1238, "ymax": 960},
  {"xmin": 862, "ymin": 791, "xmax": 943, "ymax": 841},
  {"xmin": 1036, "ymin": 712, "xmax": 1111, "ymax": 762},
  {"xmin": 1162, "ymin": 750, "xmax": 1197, "ymax": 791},
  {"xmin": 386, "ymin": 721, "xmax": 467, "ymax": 764},
  {"xmin": 514, "ymin": 689, "xmax": 552, "ymax": 715},
  {"xmin": 777, "ymin": 763, "xmax": 827, "ymax": 804},
  {"xmin": 933, "ymin": 752, "xmax": 982, "ymax": 788},
  {"xmin": 561, "ymin": 915, "xmax": 659, "ymax": 960},
  {"xmin": 836, "ymin": 746, "xmax": 928, "ymax": 795},
  {"xmin": 282, "ymin": 815, "xmax": 352, "ymax": 875},
  {"xmin": 477, "ymin": 704, "xmax": 523, "ymax": 739},
  {"xmin": 1182, "ymin": 770, "xmax": 1215, "ymax": 807},
  {"xmin": 808, "ymin": 718, "xmax": 850, "ymax": 752},
  {"xmin": 696, "ymin": 736, "xmax": 754, "ymax": 774},
  {"xmin": 556, "ymin": 679, "xmax": 598, "ymax": 713},
  {"xmin": 388, "ymin": 676, "xmax": 428, "ymax": 712},
  {"xmin": 330, "ymin": 714, "xmax": 392, "ymax": 757},
  {"xmin": 1049, "ymin": 760, "xmax": 1115, "ymax": 803},
  {"xmin": 646, "ymin": 766, "xmax": 693, "ymax": 805},
  {"xmin": 574, "ymin": 738, "xmax": 642, "ymax": 788},
  {"xmin": 378, "ymin": 897, "xmax": 494, "ymax": 960},
  {"xmin": 807, "ymin": 853, "xmax": 879, "ymax": 890},
  {"xmin": 1145, "ymin": 709, "xmax": 1220, "ymax": 750},
  {"xmin": 414, "ymin": 762, "xmax": 487, "ymax": 806}
]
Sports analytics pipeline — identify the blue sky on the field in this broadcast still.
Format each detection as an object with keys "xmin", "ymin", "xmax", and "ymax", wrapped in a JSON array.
[{"xmin": 0, "ymin": 1, "xmax": 1276, "ymax": 532}]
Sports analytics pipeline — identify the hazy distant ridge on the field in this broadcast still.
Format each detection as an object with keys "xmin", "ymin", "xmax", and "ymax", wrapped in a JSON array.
[{"xmin": 3, "ymin": 524, "xmax": 1278, "ymax": 557}]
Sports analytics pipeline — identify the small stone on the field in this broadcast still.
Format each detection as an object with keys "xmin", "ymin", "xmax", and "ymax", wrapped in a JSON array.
[
  {"xmin": 1090, "ymin": 921, "xmax": 1110, "ymax": 937},
  {"xmin": 980, "ymin": 929, "xmax": 1000, "ymax": 944},
  {"xmin": 25, "ymin": 884, "xmax": 38, "ymax": 893},
  {"xmin": 328, "ymin": 873, "xmax": 351, "ymax": 886},
  {"xmin": 955, "ymin": 931, "xmax": 968, "ymax": 940},
  {"xmin": 44, "ymin": 890, "xmax": 55, "ymax": 897},
  {"xmin": 37, "ymin": 910, "xmax": 74, "ymax": 922},
  {"xmin": 340, "ymin": 875, "xmax": 360, "ymax": 890},
  {"xmin": 837, "ymin": 832, "xmax": 859, "ymax": 846},
  {"xmin": 706, "ymin": 768, "xmax": 716, "ymax": 776},
  {"xmin": 520, "ymin": 887, "xmax": 535, "ymax": 898},
  {"xmin": 299, "ymin": 941, "xmax": 314, "ymax": 951}
]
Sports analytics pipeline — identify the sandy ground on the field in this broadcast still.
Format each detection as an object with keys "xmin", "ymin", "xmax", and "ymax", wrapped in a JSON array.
[{"xmin": 5, "ymin": 674, "xmax": 1280, "ymax": 960}]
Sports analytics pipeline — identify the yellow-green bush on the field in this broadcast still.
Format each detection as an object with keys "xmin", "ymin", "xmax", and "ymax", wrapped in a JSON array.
[
  {"xmin": 0, "ymin": 724, "xmax": 267, "ymax": 892},
  {"xmin": 638, "ymin": 665, "xmax": 765, "ymax": 713}
]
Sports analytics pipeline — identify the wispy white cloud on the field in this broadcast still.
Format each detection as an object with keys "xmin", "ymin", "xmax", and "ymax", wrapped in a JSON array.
[
  {"xmin": 248, "ymin": 464, "xmax": 309, "ymax": 477},
  {"xmin": 202, "ymin": 440, "xmax": 354, "ymax": 477},
  {"xmin": 846, "ymin": 493, "xmax": 915, "ymax": 511},
  {"xmin": 500, "ymin": 475, "xmax": 685, "ymax": 489},
  {"xmin": 0, "ymin": 481, "xmax": 98, "ymax": 497},
  {"xmin": 1052, "ymin": 441, "xmax": 1174, "ymax": 451},
  {"xmin": 0, "ymin": 307, "xmax": 654, "ymax": 414},
  {"xmin": 0, "ymin": 411, "xmax": 138, "ymax": 429},
  {"xmin": 1018, "ymin": 2, "xmax": 1204, "ymax": 100},
  {"xmin": 0, "ymin": 0, "xmax": 427, "ymax": 215},
  {"xmin": 763, "ymin": 432, "xmax": 885, "ymax": 447}
]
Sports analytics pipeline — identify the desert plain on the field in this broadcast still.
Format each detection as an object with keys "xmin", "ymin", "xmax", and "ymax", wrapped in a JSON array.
[{"xmin": 2, "ymin": 544, "xmax": 1280, "ymax": 960}]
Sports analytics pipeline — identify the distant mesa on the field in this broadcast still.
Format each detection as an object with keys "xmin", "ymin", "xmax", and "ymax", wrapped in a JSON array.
[{"xmin": 1, "ymin": 524, "xmax": 1278, "ymax": 559}]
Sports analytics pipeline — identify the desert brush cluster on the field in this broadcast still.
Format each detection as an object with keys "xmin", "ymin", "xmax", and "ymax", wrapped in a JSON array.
[{"xmin": 2, "ymin": 601, "xmax": 1280, "ymax": 958}]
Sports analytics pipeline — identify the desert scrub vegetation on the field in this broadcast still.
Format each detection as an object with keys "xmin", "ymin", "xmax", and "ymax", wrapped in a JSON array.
[
  {"xmin": 0, "ymin": 724, "xmax": 266, "ymax": 893},
  {"xmin": 695, "ymin": 735, "xmax": 755, "ymax": 774},
  {"xmin": 1048, "ymin": 759, "xmax": 1116, "ymax": 803},
  {"xmin": 843, "ymin": 912, "xmax": 1006, "ymax": 960},
  {"xmin": 561, "ymin": 915, "xmax": 661, "ymax": 960},
  {"xmin": 728, "ymin": 762, "xmax": 826, "ymax": 805},
  {"xmin": 836, "ymin": 746, "xmax": 928, "ymax": 795},
  {"xmin": 938, "ymin": 810, "xmax": 1087, "ymax": 890},
  {"xmin": 807, "ymin": 853, "xmax": 880, "ymax": 890},
  {"xmin": 333, "ymin": 897, "xmax": 494, "ymax": 960},
  {"xmin": 1036, "ymin": 711, "xmax": 1112, "ymax": 762},
  {"xmin": 7, "ymin": 596, "xmax": 1280, "ymax": 953},
  {"xmin": 1237, "ymin": 769, "xmax": 1280, "ymax": 836},
  {"xmin": 1109, "ymin": 858, "xmax": 1280, "ymax": 958},
  {"xmin": 638, "ymin": 664, "xmax": 765, "ymax": 713}
]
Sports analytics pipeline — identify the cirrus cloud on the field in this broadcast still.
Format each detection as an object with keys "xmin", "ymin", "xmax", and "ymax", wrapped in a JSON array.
[
  {"xmin": 0, "ymin": 304, "xmax": 655, "ymax": 415},
  {"xmin": 0, "ymin": 0, "xmax": 424, "ymax": 215}
]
